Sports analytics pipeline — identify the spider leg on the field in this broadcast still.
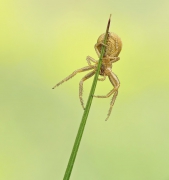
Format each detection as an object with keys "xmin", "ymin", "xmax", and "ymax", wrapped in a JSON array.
[
  {"xmin": 98, "ymin": 74, "xmax": 106, "ymax": 81},
  {"xmin": 110, "ymin": 57, "xmax": 120, "ymax": 63},
  {"xmin": 94, "ymin": 71, "xmax": 119, "ymax": 98},
  {"xmin": 94, "ymin": 71, "xmax": 120, "ymax": 120},
  {"xmin": 52, "ymin": 66, "xmax": 94, "ymax": 89},
  {"xmin": 79, "ymin": 71, "xmax": 95, "ymax": 109},
  {"xmin": 105, "ymin": 91, "xmax": 118, "ymax": 121},
  {"xmin": 86, "ymin": 55, "xmax": 106, "ymax": 81},
  {"xmin": 106, "ymin": 72, "xmax": 120, "ymax": 121},
  {"xmin": 94, "ymin": 42, "xmax": 107, "ymax": 57},
  {"xmin": 86, "ymin": 56, "xmax": 97, "ymax": 66}
]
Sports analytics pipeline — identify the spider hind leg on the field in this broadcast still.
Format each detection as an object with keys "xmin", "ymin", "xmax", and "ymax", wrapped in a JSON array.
[
  {"xmin": 79, "ymin": 71, "xmax": 95, "ymax": 109},
  {"xmin": 105, "ymin": 91, "xmax": 118, "ymax": 121}
]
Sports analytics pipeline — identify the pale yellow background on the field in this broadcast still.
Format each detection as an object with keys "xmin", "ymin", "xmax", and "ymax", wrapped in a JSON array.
[{"xmin": 1, "ymin": 0, "xmax": 169, "ymax": 180}]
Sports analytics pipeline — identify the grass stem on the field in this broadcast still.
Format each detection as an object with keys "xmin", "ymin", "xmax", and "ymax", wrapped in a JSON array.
[{"xmin": 63, "ymin": 14, "xmax": 111, "ymax": 180}]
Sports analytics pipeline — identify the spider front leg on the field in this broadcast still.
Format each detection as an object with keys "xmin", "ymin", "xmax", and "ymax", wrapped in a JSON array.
[
  {"xmin": 94, "ymin": 42, "xmax": 107, "ymax": 57},
  {"xmin": 79, "ymin": 71, "xmax": 95, "ymax": 109},
  {"xmin": 86, "ymin": 56, "xmax": 98, "ymax": 66},
  {"xmin": 94, "ymin": 71, "xmax": 120, "ymax": 121},
  {"xmin": 52, "ymin": 66, "xmax": 94, "ymax": 89}
]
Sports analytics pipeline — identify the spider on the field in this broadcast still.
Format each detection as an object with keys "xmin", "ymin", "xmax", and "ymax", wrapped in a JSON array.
[{"xmin": 53, "ymin": 32, "xmax": 122, "ymax": 121}]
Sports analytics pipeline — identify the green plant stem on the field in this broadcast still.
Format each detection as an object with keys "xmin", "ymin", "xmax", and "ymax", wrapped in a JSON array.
[{"xmin": 63, "ymin": 15, "xmax": 111, "ymax": 180}]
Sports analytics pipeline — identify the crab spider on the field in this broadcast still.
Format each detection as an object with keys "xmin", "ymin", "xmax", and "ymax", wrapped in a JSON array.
[{"xmin": 53, "ymin": 32, "xmax": 122, "ymax": 121}]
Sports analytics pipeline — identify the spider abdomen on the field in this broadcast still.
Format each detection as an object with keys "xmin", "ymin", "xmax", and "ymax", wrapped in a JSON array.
[{"xmin": 97, "ymin": 32, "xmax": 122, "ymax": 57}]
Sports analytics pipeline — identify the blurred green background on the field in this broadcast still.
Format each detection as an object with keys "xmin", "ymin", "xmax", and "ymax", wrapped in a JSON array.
[{"xmin": 1, "ymin": 0, "xmax": 169, "ymax": 179}]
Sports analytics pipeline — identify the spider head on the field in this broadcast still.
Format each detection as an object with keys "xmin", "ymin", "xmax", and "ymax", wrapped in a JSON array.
[{"xmin": 97, "ymin": 32, "xmax": 122, "ymax": 57}]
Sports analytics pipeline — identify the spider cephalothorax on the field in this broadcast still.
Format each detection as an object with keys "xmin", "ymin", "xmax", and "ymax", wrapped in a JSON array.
[{"xmin": 53, "ymin": 32, "xmax": 122, "ymax": 120}]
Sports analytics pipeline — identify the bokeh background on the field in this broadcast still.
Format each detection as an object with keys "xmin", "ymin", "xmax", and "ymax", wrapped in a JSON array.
[{"xmin": 1, "ymin": 0, "xmax": 169, "ymax": 179}]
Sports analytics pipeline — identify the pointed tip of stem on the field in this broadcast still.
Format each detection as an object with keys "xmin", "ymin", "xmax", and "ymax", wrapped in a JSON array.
[
  {"xmin": 52, "ymin": 86, "xmax": 56, "ymax": 89},
  {"xmin": 109, "ymin": 14, "xmax": 112, "ymax": 20},
  {"xmin": 106, "ymin": 14, "xmax": 111, "ymax": 33}
]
